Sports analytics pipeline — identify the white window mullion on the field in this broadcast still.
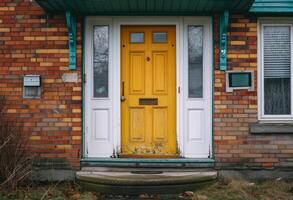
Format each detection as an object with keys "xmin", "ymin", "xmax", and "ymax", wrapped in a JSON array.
[
  {"xmin": 291, "ymin": 24, "xmax": 293, "ymax": 117},
  {"xmin": 261, "ymin": 24, "xmax": 266, "ymax": 118}
]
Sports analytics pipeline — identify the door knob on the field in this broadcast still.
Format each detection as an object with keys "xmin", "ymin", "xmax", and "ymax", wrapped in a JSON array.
[
  {"xmin": 146, "ymin": 57, "xmax": 150, "ymax": 62},
  {"xmin": 121, "ymin": 96, "xmax": 126, "ymax": 102}
]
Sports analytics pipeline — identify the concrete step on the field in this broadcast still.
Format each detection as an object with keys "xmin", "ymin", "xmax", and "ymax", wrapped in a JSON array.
[{"xmin": 76, "ymin": 170, "xmax": 217, "ymax": 195}]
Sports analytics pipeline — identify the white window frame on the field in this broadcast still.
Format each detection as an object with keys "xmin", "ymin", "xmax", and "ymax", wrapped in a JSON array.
[
  {"xmin": 258, "ymin": 18, "xmax": 293, "ymax": 121},
  {"xmin": 84, "ymin": 16, "xmax": 212, "ymax": 158}
]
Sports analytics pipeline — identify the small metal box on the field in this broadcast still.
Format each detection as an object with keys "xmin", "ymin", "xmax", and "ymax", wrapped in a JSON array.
[
  {"xmin": 23, "ymin": 75, "xmax": 41, "ymax": 98},
  {"xmin": 23, "ymin": 75, "xmax": 41, "ymax": 87}
]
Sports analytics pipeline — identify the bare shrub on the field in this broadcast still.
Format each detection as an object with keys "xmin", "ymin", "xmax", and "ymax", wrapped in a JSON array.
[{"xmin": 0, "ymin": 96, "xmax": 32, "ymax": 189}]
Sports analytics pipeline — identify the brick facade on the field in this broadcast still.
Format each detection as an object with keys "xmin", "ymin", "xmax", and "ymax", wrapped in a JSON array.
[
  {"xmin": 0, "ymin": 0, "xmax": 292, "ymax": 170},
  {"xmin": 214, "ymin": 14, "xmax": 293, "ymax": 169},
  {"xmin": 0, "ymin": 0, "xmax": 82, "ymax": 169}
]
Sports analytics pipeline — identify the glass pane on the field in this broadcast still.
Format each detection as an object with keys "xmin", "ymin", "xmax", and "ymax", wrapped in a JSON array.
[
  {"xmin": 153, "ymin": 32, "xmax": 167, "ymax": 43},
  {"xmin": 229, "ymin": 73, "xmax": 252, "ymax": 87},
  {"xmin": 263, "ymin": 26, "xmax": 291, "ymax": 115},
  {"xmin": 93, "ymin": 25, "xmax": 109, "ymax": 98},
  {"xmin": 24, "ymin": 87, "xmax": 40, "ymax": 98},
  {"xmin": 130, "ymin": 33, "xmax": 144, "ymax": 43},
  {"xmin": 188, "ymin": 25, "xmax": 203, "ymax": 98},
  {"xmin": 264, "ymin": 79, "xmax": 290, "ymax": 115}
]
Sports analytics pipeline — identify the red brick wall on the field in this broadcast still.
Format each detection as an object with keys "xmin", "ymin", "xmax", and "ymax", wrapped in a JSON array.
[
  {"xmin": 214, "ymin": 14, "xmax": 293, "ymax": 169},
  {"xmin": 1, "ymin": 0, "xmax": 293, "ymax": 170},
  {"xmin": 0, "ymin": 0, "xmax": 82, "ymax": 169}
]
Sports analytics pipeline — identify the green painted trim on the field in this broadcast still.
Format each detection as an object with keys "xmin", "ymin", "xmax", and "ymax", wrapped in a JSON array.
[
  {"xmin": 36, "ymin": 0, "xmax": 254, "ymax": 15},
  {"xmin": 81, "ymin": 159, "xmax": 214, "ymax": 168},
  {"xmin": 219, "ymin": 10, "xmax": 229, "ymax": 71},
  {"xmin": 81, "ymin": 158, "xmax": 215, "ymax": 169},
  {"xmin": 65, "ymin": 11, "xmax": 77, "ymax": 70},
  {"xmin": 250, "ymin": 0, "xmax": 293, "ymax": 13},
  {"xmin": 81, "ymin": 16, "xmax": 86, "ymax": 159},
  {"xmin": 81, "ymin": 158, "xmax": 215, "ymax": 168}
]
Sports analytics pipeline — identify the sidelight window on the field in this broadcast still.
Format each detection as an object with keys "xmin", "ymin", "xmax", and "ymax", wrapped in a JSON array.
[
  {"xmin": 188, "ymin": 25, "xmax": 203, "ymax": 98},
  {"xmin": 93, "ymin": 25, "xmax": 109, "ymax": 98}
]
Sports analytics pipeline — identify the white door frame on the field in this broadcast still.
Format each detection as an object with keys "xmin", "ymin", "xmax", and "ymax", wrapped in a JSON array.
[{"xmin": 84, "ymin": 16, "xmax": 212, "ymax": 158}]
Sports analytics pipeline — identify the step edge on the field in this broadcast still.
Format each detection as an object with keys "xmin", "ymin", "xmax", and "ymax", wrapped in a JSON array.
[
  {"xmin": 81, "ymin": 158, "xmax": 215, "ymax": 163},
  {"xmin": 76, "ymin": 172, "xmax": 218, "ymax": 186}
]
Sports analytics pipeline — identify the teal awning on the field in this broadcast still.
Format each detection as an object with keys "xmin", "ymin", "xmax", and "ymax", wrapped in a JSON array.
[
  {"xmin": 35, "ymin": 0, "xmax": 254, "ymax": 15},
  {"xmin": 250, "ymin": 0, "xmax": 293, "ymax": 13}
]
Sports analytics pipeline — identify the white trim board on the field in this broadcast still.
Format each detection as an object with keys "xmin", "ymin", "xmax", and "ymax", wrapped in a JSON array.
[{"xmin": 84, "ymin": 16, "xmax": 213, "ymax": 158}]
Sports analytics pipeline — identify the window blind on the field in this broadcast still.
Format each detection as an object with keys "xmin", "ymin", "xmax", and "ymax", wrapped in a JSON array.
[{"xmin": 263, "ymin": 26, "xmax": 291, "ymax": 79}]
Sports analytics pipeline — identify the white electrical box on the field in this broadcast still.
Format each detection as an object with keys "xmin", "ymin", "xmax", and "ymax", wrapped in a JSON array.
[{"xmin": 23, "ymin": 75, "xmax": 41, "ymax": 86}]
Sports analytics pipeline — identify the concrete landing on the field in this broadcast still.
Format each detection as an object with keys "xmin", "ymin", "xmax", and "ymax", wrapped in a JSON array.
[{"xmin": 76, "ymin": 171, "xmax": 217, "ymax": 195}]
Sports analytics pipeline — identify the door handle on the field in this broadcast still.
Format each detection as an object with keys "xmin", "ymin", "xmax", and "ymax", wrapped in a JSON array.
[{"xmin": 121, "ymin": 81, "xmax": 126, "ymax": 102}]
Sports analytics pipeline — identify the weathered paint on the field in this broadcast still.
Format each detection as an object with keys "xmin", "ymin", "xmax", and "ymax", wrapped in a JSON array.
[{"xmin": 121, "ymin": 26, "xmax": 177, "ymax": 157}]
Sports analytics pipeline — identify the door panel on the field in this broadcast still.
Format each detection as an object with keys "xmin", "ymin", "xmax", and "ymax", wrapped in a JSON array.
[
  {"xmin": 121, "ymin": 26, "xmax": 177, "ymax": 157},
  {"xmin": 153, "ymin": 107, "xmax": 168, "ymax": 141},
  {"xmin": 129, "ymin": 52, "xmax": 145, "ymax": 94},
  {"xmin": 188, "ymin": 109, "xmax": 204, "ymax": 141},
  {"xmin": 93, "ymin": 109, "xmax": 109, "ymax": 141},
  {"xmin": 153, "ymin": 52, "xmax": 168, "ymax": 94},
  {"xmin": 129, "ymin": 107, "xmax": 145, "ymax": 142}
]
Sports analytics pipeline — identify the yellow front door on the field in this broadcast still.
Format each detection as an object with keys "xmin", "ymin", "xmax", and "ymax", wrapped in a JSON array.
[{"xmin": 121, "ymin": 26, "xmax": 177, "ymax": 157}]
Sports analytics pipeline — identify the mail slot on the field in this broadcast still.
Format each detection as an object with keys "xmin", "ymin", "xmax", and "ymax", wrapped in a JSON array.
[{"xmin": 139, "ymin": 98, "xmax": 158, "ymax": 105}]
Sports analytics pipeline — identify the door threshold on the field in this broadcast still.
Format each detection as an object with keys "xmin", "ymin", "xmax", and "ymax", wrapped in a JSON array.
[
  {"xmin": 118, "ymin": 154, "xmax": 180, "ymax": 158},
  {"xmin": 81, "ymin": 158, "xmax": 215, "ymax": 168}
]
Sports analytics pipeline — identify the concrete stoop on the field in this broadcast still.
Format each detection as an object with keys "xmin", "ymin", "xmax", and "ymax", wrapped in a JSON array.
[{"xmin": 76, "ymin": 170, "xmax": 217, "ymax": 195}]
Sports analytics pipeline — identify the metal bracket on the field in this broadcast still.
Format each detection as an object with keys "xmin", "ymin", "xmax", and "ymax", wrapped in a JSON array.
[
  {"xmin": 219, "ymin": 10, "xmax": 229, "ymax": 71},
  {"xmin": 65, "ymin": 10, "xmax": 76, "ymax": 70}
]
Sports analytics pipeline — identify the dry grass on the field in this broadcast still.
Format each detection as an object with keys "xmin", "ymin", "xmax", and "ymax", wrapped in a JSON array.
[
  {"xmin": 192, "ymin": 179, "xmax": 293, "ymax": 200},
  {"xmin": 0, "ymin": 182, "xmax": 98, "ymax": 200},
  {"xmin": 0, "ymin": 179, "xmax": 292, "ymax": 200},
  {"xmin": 0, "ymin": 96, "xmax": 33, "ymax": 190}
]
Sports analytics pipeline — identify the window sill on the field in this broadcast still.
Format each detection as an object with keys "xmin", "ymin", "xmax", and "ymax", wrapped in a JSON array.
[{"xmin": 250, "ymin": 122, "xmax": 293, "ymax": 134}]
